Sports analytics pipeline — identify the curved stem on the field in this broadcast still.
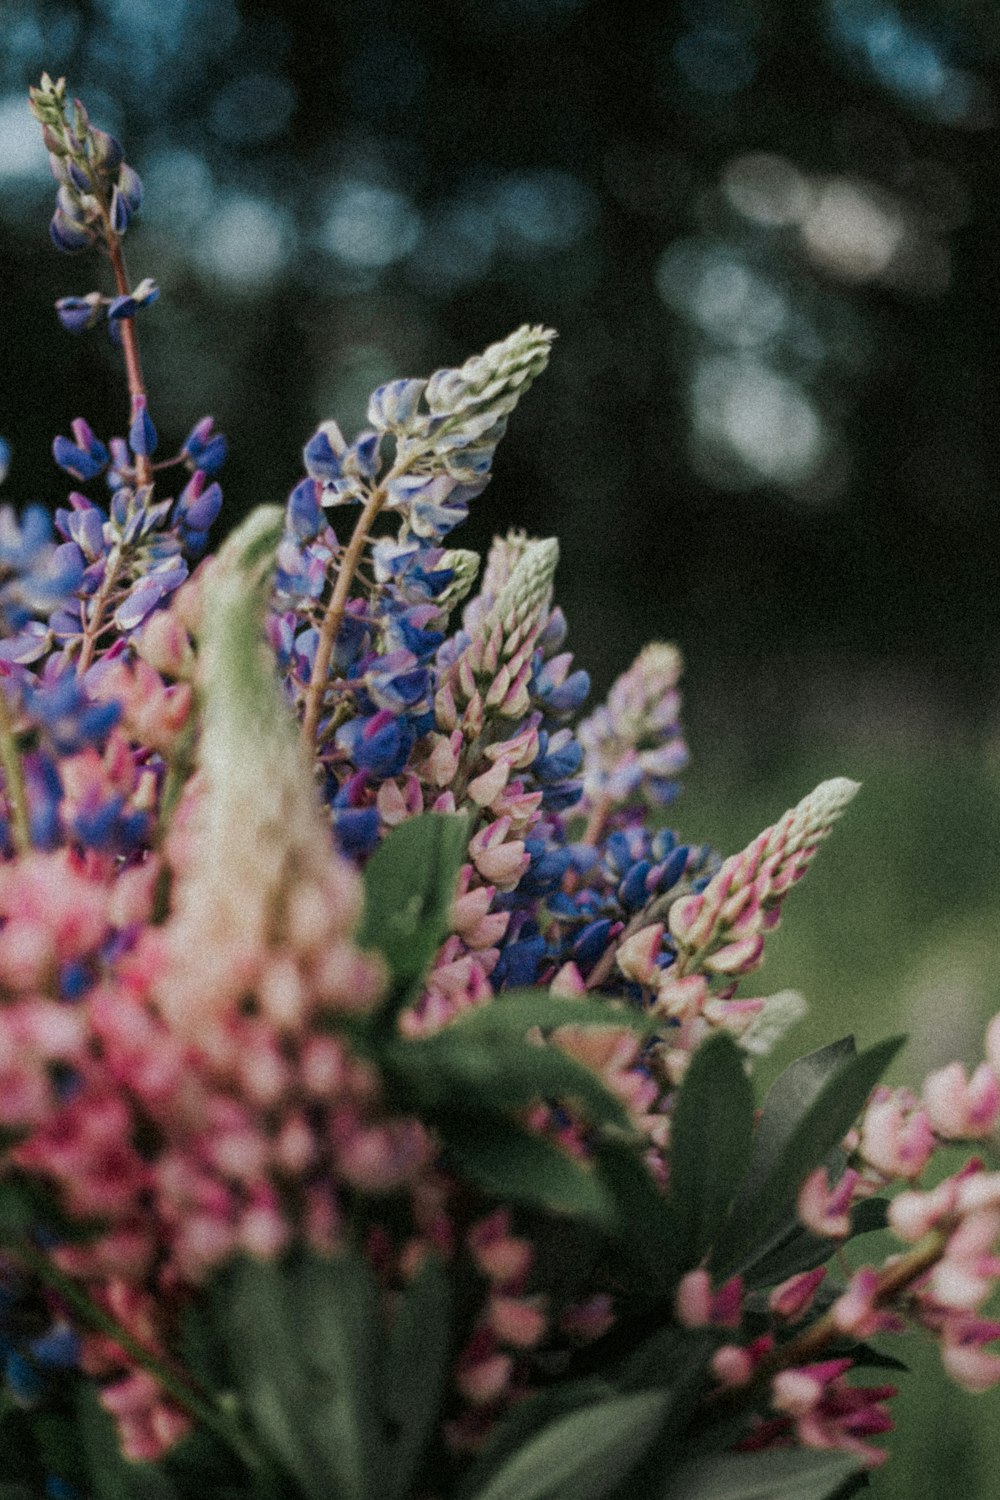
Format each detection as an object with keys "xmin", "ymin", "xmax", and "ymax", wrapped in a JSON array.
[
  {"xmin": 705, "ymin": 1228, "xmax": 948, "ymax": 1418},
  {"xmin": 13, "ymin": 1238, "xmax": 262, "ymax": 1472},
  {"xmin": 0, "ymin": 685, "xmax": 31, "ymax": 854},
  {"xmin": 104, "ymin": 235, "xmax": 153, "ymax": 489},
  {"xmin": 76, "ymin": 542, "xmax": 123, "ymax": 677},
  {"xmin": 300, "ymin": 486, "xmax": 389, "ymax": 750}
]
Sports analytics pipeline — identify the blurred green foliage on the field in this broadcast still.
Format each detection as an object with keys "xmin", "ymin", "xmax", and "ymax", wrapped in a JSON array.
[{"xmin": 682, "ymin": 742, "xmax": 1000, "ymax": 1497}]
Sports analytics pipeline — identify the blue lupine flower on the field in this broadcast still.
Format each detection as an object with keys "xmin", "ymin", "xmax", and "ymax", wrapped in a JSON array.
[
  {"xmin": 182, "ymin": 416, "xmax": 228, "ymax": 477},
  {"xmin": 493, "ymin": 930, "xmax": 548, "ymax": 988},
  {"xmin": 52, "ymin": 431, "xmax": 109, "ymax": 483},
  {"xmin": 332, "ymin": 807, "xmax": 381, "ymax": 857},
  {"xmin": 25, "ymin": 674, "xmax": 121, "ymax": 754},
  {"xmin": 336, "ymin": 711, "xmax": 415, "ymax": 777},
  {"xmin": 176, "ymin": 474, "xmax": 223, "ymax": 533},
  {"xmin": 573, "ymin": 918, "xmax": 615, "ymax": 970},
  {"xmin": 54, "ymin": 292, "xmax": 104, "ymax": 333},
  {"xmin": 128, "ymin": 395, "xmax": 157, "ymax": 458}
]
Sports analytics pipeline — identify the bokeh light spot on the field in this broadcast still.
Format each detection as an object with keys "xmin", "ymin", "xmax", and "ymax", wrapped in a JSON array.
[
  {"xmin": 319, "ymin": 181, "xmax": 421, "ymax": 271},
  {"xmin": 723, "ymin": 152, "xmax": 812, "ymax": 227},
  {"xmin": 694, "ymin": 355, "xmax": 826, "ymax": 487},
  {"xmin": 196, "ymin": 194, "xmax": 292, "ymax": 290},
  {"xmin": 801, "ymin": 179, "xmax": 903, "ymax": 281},
  {"xmin": 209, "ymin": 73, "xmax": 296, "ymax": 145}
]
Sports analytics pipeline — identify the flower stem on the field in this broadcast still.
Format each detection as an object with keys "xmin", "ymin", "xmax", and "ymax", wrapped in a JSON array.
[
  {"xmin": 13, "ymin": 1238, "xmax": 263, "ymax": 1473},
  {"xmin": 76, "ymin": 541, "xmax": 123, "ymax": 676},
  {"xmin": 300, "ymin": 485, "xmax": 390, "ymax": 750},
  {"xmin": 0, "ymin": 685, "xmax": 30, "ymax": 854},
  {"xmin": 706, "ymin": 1228, "xmax": 948, "ymax": 1416}
]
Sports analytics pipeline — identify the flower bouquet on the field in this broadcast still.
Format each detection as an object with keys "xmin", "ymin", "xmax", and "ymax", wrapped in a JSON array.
[{"xmin": 0, "ymin": 75, "xmax": 999, "ymax": 1500}]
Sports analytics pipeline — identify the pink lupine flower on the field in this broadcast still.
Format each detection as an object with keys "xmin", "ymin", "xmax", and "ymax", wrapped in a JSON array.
[
  {"xmin": 939, "ymin": 1316, "xmax": 1000, "ymax": 1392},
  {"xmin": 771, "ymin": 1361, "xmax": 897, "ymax": 1466},
  {"xmin": 923, "ymin": 1061, "xmax": 1000, "ymax": 1139},
  {"xmin": 549, "ymin": 961, "xmax": 586, "ymax": 997},
  {"xmin": 858, "ymin": 1086, "xmax": 935, "ymax": 1179},
  {"xmin": 468, "ymin": 817, "xmax": 530, "ymax": 890},
  {"xmin": 711, "ymin": 1334, "xmax": 775, "ymax": 1387},
  {"xmin": 486, "ymin": 1293, "xmax": 547, "ymax": 1349},
  {"xmin": 675, "ymin": 1269, "xmax": 744, "ymax": 1329},
  {"xmin": 455, "ymin": 1326, "xmax": 513, "ymax": 1407},
  {"xmin": 926, "ymin": 1211, "xmax": 1000, "ymax": 1311},
  {"xmin": 831, "ymin": 1268, "xmax": 905, "ymax": 1338},
  {"xmin": 797, "ymin": 1166, "xmax": 862, "ymax": 1238},
  {"xmin": 551, "ymin": 1023, "xmax": 658, "ymax": 1118},
  {"xmin": 769, "ymin": 1267, "xmax": 827, "ymax": 1322},
  {"xmin": 100, "ymin": 1370, "xmax": 192, "ymax": 1462},
  {"xmin": 615, "ymin": 923, "xmax": 665, "ymax": 988},
  {"xmin": 888, "ymin": 1177, "xmax": 960, "ymax": 1242},
  {"xmin": 467, "ymin": 1209, "xmax": 533, "ymax": 1287}
]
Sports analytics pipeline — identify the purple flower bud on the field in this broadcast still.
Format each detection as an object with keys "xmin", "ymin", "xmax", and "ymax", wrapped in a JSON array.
[
  {"xmin": 49, "ymin": 206, "xmax": 93, "ymax": 253},
  {"xmin": 286, "ymin": 479, "xmax": 322, "ymax": 541},
  {"xmin": 88, "ymin": 128, "xmax": 123, "ymax": 173},
  {"xmin": 109, "ymin": 185, "xmax": 130, "ymax": 235},
  {"xmin": 128, "ymin": 395, "xmax": 157, "ymax": 458},
  {"xmin": 117, "ymin": 162, "xmax": 143, "ymax": 214},
  {"xmin": 177, "ymin": 476, "xmax": 222, "ymax": 532},
  {"xmin": 52, "ymin": 434, "xmax": 108, "ymax": 483},
  {"xmin": 55, "ymin": 293, "xmax": 104, "ymax": 333},
  {"xmin": 368, "ymin": 378, "xmax": 426, "ymax": 432},
  {"xmin": 71, "ymin": 417, "xmax": 97, "ymax": 452},
  {"xmin": 67, "ymin": 158, "xmax": 91, "ymax": 193},
  {"xmin": 304, "ymin": 423, "xmax": 346, "ymax": 482}
]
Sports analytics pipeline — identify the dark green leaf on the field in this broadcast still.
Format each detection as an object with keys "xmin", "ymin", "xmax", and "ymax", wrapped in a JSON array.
[
  {"xmin": 446, "ymin": 990, "xmax": 659, "ymax": 1039},
  {"xmin": 466, "ymin": 1389, "xmax": 670, "ymax": 1500},
  {"xmin": 456, "ymin": 1379, "xmax": 615, "ymax": 1500},
  {"xmin": 727, "ymin": 1038, "xmax": 857, "ymax": 1213},
  {"xmin": 358, "ymin": 812, "xmax": 469, "ymax": 1019},
  {"xmin": 658, "ymin": 1447, "xmax": 864, "ymax": 1500},
  {"xmin": 668, "ymin": 1034, "xmax": 755, "ymax": 1271},
  {"xmin": 739, "ymin": 1198, "xmax": 889, "ymax": 1289},
  {"xmin": 292, "ymin": 1249, "xmax": 387, "ymax": 1500},
  {"xmin": 387, "ymin": 1031, "xmax": 631, "ymax": 1131},
  {"xmin": 711, "ymin": 1036, "xmax": 903, "ymax": 1279},
  {"xmin": 381, "ymin": 1253, "xmax": 452, "ymax": 1500},
  {"xmin": 209, "ymin": 1256, "xmax": 312, "ymax": 1495},
  {"xmin": 592, "ymin": 1135, "xmax": 678, "ymax": 1286},
  {"xmin": 444, "ymin": 1117, "xmax": 617, "ymax": 1229}
]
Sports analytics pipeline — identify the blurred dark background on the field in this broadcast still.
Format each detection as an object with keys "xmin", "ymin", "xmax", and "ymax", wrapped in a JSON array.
[
  {"xmin": 4, "ymin": 4, "xmax": 1000, "ymax": 1492},
  {"xmin": 2, "ymin": 0, "xmax": 999, "ymax": 766}
]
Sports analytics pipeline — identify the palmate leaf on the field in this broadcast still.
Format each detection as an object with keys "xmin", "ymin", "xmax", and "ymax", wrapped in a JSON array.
[
  {"xmin": 358, "ymin": 811, "xmax": 470, "ymax": 1027},
  {"xmin": 667, "ymin": 1034, "xmax": 755, "ymax": 1274},
  {"xmin": 658, "ymin": 1447, "xmax": 864, "ymax": 1500},
  {"xmin": 710, "ymin": 1035, "xmax": 903, "ymax": 1281}
]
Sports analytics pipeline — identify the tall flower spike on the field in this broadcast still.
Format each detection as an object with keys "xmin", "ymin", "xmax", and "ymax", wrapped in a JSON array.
[
  {"xmin": 154, "ymin": 506, "xmax": 375, "ymax": 1039},
  {"xmin": 578, "ymin": 641, "xmax": 688, "ymax": 810},
  {"xmin": 669, "ymin": 777, "xmax": 860, "ymax": 978}
]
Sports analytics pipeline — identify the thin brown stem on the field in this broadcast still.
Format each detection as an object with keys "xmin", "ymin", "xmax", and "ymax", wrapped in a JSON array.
[
  {"xmin": 300, "ymin": 485, "xmax": 390, "ymax": 749},
  {"xmin": 12, "ymin": 1238, "xmax": 262, "ymax": 1471},
  {"xmin": 706, "ymin": 1228, "xmax": 948, "ymax": 1417},
  {"xmin": 76, "ymin": 542, "xmax": 123, "ymax": 676},
  {"xmin": 105, "ymin": 235, "xmax": 153, "ymax": 487},
  {"xmin": 0, "ymin": 685, "xmax": 30, "ymax": 853}
]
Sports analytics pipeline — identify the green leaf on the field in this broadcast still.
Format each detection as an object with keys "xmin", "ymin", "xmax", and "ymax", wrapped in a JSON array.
[
  {"xmin": 381, "ymin": 1253, "xmax": 452, "ymax": 1500},
  {"xmin": 668, "ymin": 1033, "xmax": 755, "ymax": 1271},
  {"xmin": 710, "ymin": 1036, "xmax": 903, "ymax": 1279},
  {"xmin": 456, "ymin": 1379, "xmax": 615, "ymax": 1500},
  {"xmin": 444, "ymin": 1116, "xmax": 617, "ymax": 1229},
  {"xmin": 387, "ymin": 1031, "xmax": 631, "ymax": 1131},
  {"xmin": 292, "ymin": 1249, "xmax": 387, "ymax": 1500},
  {"xmin": 466, "ymin": 1389, "xmax": 670, "ymax": 1500},
  {"xmin": 358, "ymin": 811, "xmax": 470, "ymax": 1020},
  {"xmin": 658, "ymin": 1447, "xmax": 864, "ymax": 1500},
  {"xmin": 445, "ymin": 990, "xmax": 660, "ymax": 1039},
  {"xmin": 592, "ymin": 1135, "xmax": 678, "ymax": 1286}
]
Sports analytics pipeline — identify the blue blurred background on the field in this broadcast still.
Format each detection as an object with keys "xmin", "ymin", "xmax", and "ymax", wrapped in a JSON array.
[{"xmin": 2, "ymin": 0, "xmax": 1000, "ymax": 1491}]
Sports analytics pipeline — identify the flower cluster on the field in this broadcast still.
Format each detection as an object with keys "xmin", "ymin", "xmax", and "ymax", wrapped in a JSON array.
[{"xmin": 1, "ymin": 77, "xmax": 999, "ymax": 1500}]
